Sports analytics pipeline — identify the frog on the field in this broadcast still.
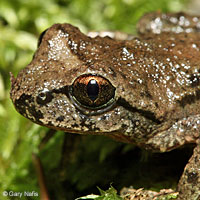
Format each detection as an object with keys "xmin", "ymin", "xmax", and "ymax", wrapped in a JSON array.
[{"xmin": 10, "ymin": 12, "xmax": 200, "ymax": 200}]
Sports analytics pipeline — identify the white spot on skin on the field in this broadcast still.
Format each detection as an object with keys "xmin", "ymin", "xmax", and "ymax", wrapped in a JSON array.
[
  {"xmin": 122, "ymin": 47, "xmax": 134, "ymax": 60},
  {"xmin": 166, "ymin": 88, "xmax": 174, "ymax": 101}
]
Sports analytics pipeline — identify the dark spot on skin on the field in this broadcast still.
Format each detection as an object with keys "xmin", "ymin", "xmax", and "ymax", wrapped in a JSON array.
[
  {"xmin": 38, "ymin": 28, "xmax": 49, "ymax": 47},
  {"xmin": 100, "ymin": 115, "xmax": 107, "ymax": 120},
  {"xmin": 189, "ymin": 73, "xmax": 200, "ymax": 87},
  {"xmin": 29, "ymin": 106, "xmax": 44, "ymax": 121},
  {"xmin": 121, "ymin": 124, "xmax": 129, "ymax": 131},
  {"xmin": 179, "ymin": 39, "xmax": 185, "ymax": 43},
  {"xmin": 59, "ymin": 25, "xmax": 69, "ymax": 34},
  {"xmin": 15, "ymin": 94, "xmax": 43, "ymax": 121},
  {"xmin": 186, "ymin": 170, "xmax": 198, "ymax": 183},
  {"xmin": 177, "ymin": 89, "xmax": 200, "ymax": 107},
  {"xmin": 47, "ymin": 121, "xmax": 54, "ymax": 127},
  {"xmin": 80, "ymin": 120, "xmax": 100, "ymax": 132},
  {"xmin": 126, "ymin": 119, "xmax": 139, "ymax": 130},
  {"xmin": 56, "ymin": 116, "xmax": 64, "ymax": 122},
  {"xmin": 71, "ymin": 123, "xmax": 79, "ymax": 128},
  {"xmin": 53, "ymin": 85, "xmax": 69, "ymax": 96},
  {"xmin": 118, "ymin": 97, "xmax": 161, "ymax": 124},
  {"xmin": 78, "ymin": 114, "xmax": 100, "ymax": 131},
  {"xmin": 195, "ymin": 155, "xmax": 199, "ymax": 163},
  {"xmin": 140, "ymin": 90, "xmax": 152, "ymax": 99}
]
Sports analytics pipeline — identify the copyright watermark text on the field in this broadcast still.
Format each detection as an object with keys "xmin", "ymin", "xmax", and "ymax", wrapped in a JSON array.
[{"xmin": 2, "ymin": 190, "xmax": 38, "ymax": 198}]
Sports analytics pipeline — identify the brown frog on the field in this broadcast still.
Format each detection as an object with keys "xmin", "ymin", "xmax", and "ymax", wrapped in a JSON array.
[{"xmin": 10, "ymin": 12, "xmax": 200, "ymax": 200}]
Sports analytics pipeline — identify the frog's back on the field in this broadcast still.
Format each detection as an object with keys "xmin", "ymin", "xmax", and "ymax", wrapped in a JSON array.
[
  {"xmin": 115, "ymin": 31, "xmax": 200, "ymax": 122},
  {"xmin": 97, "ymin": 12, "xmax": 200, "ymax": 123},
  {"xmin": 136, "ymin": 13, "xmax": 200, "ymax": 121}
]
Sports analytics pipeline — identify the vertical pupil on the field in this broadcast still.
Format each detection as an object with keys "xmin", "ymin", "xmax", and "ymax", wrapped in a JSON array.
[{"xmin": 87, "ymin": 79, "xmax": 99, "ymax": 101}]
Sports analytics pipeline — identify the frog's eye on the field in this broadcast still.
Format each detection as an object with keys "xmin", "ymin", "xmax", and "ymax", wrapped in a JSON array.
[
  {"xmin": 36, "ymin": 90, "xmax": 53, "ymax": 105},
  {"xmin": 71, "ymin": 74, "xmax": 115, "ymax": 109},
  {"xmin": 37, "ymin": 28, "xmax": 48, "ymax": 47}
]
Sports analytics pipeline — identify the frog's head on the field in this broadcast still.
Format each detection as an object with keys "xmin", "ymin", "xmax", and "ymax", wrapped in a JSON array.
[{"xmin": 10, "ymin": 23, "xmax": 158, "ymax": 143}]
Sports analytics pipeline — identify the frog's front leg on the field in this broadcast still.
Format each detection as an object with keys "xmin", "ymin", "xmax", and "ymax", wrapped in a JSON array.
[
  {"xmin": 145, "ymin": 116, "xmax": 200, "ymax": 151},
  {"xmin": 177, "ymin": 143, "xmax": 200, "ymax": 200},
  {"xmin": 144, "ymin": 115, "xmax": 200, "ymax": 199}
]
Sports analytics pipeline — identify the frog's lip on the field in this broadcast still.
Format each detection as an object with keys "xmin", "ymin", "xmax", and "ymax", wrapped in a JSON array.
[{"xmin": 31, "ymin": 119, "xmax": 136, "ymax": 142}]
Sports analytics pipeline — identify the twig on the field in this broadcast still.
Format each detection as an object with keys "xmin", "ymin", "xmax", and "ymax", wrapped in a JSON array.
[{"xmin": 32, "ymin": 153, "xmax": 50, "ymax": 200}]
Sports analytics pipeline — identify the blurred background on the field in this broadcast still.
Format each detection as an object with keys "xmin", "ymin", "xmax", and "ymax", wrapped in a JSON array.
[{"xmin": 0, "ymin": 0, "xmax": 198, "ymax": 199}]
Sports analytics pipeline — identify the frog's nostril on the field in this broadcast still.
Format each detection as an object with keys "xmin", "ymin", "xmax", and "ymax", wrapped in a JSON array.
[{"xmin": 36, "ymin": 91, "xmax": 53, "ymax": 105}]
